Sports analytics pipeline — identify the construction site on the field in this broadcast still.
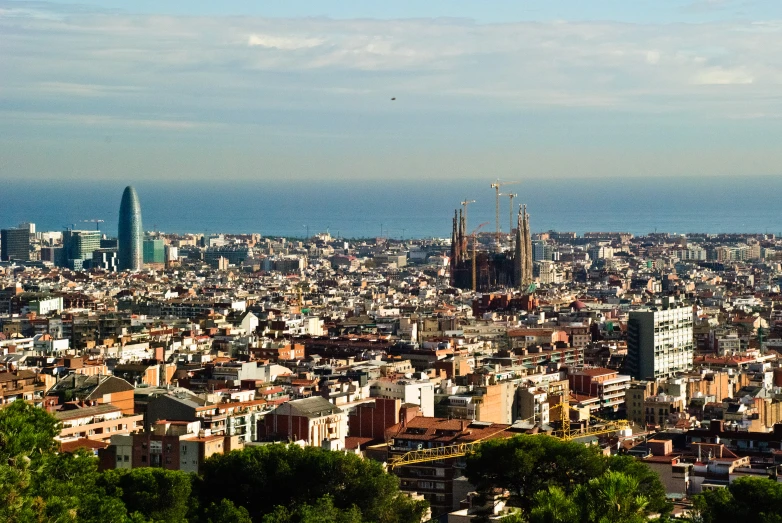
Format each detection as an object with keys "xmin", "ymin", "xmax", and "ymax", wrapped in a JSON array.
[{"xmin": 450, "ymin": 180, "xmax": 534, "ymax": 293}]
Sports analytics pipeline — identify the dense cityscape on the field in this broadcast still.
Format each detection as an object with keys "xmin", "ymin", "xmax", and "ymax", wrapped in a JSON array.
[{"xmin": 1, "ymin": 183, "xmax": 782, "ymax": 521}]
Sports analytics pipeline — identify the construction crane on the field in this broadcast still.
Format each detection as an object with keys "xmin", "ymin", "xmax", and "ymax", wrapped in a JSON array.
[
  {"xmin": 460, "ymin": 199, "xmax": 476, "ymax": 231},
  {"xmin": 385, "ymin": 405, "xmax": 628, "ymax": 470},
  {"xmin": 507, "ymin": 193, "xmax": 517, "ymax": 236},
  {"xmin": 387, "ymin": 416, "xmax": 535, "ymax": 470},
  {"xmin": 470, "ymin": 222, "xmax": 489, "ymax": 291},
  {"xmin": 489, "ymin": 180, "xmax": 518, "ymax": 247},
  {"xmin": 82, "ymin": 219, "xmax": 104, "ymax": 231}
]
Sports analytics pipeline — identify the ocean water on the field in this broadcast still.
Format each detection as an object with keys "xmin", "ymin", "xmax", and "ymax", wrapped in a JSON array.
[{"xmin": 2, "ymin": 176, "xmax": 781, "ymax": 239}]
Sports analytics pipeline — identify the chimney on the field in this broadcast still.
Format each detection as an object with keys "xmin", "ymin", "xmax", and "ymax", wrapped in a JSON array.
[{"xmin": 460, "ymin": 420, "xmax": 466, "ymax": 432}]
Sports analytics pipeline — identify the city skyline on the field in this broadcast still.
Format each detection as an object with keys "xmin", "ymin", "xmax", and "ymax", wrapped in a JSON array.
[{"xmin": 3, "ymin": 0, "xmax": 782, "ymax": 182}]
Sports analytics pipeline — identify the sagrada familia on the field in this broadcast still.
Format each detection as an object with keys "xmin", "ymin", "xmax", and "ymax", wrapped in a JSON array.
[{"xmin": 449, "ymin": 205, "xmax": 533, "ymax": 292}]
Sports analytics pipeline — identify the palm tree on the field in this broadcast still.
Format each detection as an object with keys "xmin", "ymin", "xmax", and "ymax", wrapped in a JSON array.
[{"xmin": 577, "ymin": 470, "xmax": 650, "ymax": 523}]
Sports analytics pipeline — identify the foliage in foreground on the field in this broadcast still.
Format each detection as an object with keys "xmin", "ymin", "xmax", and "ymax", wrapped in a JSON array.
[
  {"xmin": 0, "ymin": 401, "xmax": 427, "ymax": 523},
  {"xmin": 465, "ymin": 433, "xmax": 671, "ymax": 519},
  {"xmin": 692, "ymin": 476, "xmax": 782, "ymax": 523}
]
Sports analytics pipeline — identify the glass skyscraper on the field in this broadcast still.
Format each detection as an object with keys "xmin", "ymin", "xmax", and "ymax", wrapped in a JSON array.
[{"xmin": 118, "ymin": 186, "xmax": 143, "ymax": 271}]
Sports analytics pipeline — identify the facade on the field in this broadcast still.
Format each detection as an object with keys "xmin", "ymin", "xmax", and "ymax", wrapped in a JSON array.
[
  {"xmin": 92, "ymin": 248, "xmax": 118, "ymax": 271},
  {"xmin": 63, "ymin": 230, "xmax": 101, "ymax": 265},
  {"xmin": 100, "ymin": 420, "xmax": 228, "ymax": 473},
  {"xmin": 143, "ymin": 238, "xmax": 165, "ymax": 265},
  {"xmin": 0, "ymin": 370, "xmax": 47, "ymax": 406},
  {"xmin": 626, "ymin": 302, "xmax": 694, "ymax": 380},
  {"xmin": 568, "ymin": 368, "xmax": 632, "ymax": 412},
  {"xmin": 387, "ymin": 416, "xmax": 512, "ymax": 517},
  {"xmin": 54, "ymin": 404, "xmax": 144, "ymax": 443},
  {"xmin": 118, "ymin": 185, "xmax": 143, "ymax": 271},
  {"xmin": 257, "ymin": 396, "xmax": 347, "ymax": 448},
  {"xmin": 370, "ymin": 377, "xmax": 435, "ymax": 417},
  {"xmin": 1, "ymin": 228, "xmax": 30, "ymax": 261}
]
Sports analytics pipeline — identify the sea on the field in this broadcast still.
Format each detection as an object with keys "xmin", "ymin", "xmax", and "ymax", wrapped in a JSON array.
[{"xmin": 2, "ymin": 176, "xmax": 781, "ymax": 239}]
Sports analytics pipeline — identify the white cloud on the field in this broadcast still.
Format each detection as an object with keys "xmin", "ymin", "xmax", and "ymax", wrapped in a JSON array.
[
  {"xmin": 1, "ymin": 2, "xmax": 782, "ymax": 130},
  {"xmin": 692, "ymin": 67, "xmax": 755, "ymax": 85},
  {"xmin": 247, "ymin": 34, "xmax": 324, "ymax": 50}
]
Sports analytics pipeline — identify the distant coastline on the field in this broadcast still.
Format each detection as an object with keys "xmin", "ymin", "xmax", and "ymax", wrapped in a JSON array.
[{"xmin": 4, "ymin": 176, "xmax": 781, "ymax": 238}]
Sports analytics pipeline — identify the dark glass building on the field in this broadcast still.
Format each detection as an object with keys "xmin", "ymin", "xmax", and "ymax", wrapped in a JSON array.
[
  {"xmin": 0, "ymin": 228, "xmax": 30, "ymax": 261},
  {"xmin": 118, "ymin": 186, "xmax": 143, "ymax": 271}
]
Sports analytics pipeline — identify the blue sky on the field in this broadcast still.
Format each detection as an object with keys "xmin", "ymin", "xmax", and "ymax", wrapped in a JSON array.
[{"xmin": 2, "ymin": 0, "xmax": 782, "ymax": 181}]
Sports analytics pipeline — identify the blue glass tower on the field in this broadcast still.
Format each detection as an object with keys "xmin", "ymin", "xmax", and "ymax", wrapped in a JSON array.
[{"xmin": 118, "ymin": 186, "xmax": 143, "ymax": 271}]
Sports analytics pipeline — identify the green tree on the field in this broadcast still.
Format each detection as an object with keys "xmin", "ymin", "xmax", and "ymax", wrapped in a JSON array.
[
  {"xmin": 200, "ymin": 444, "xmax": 427, "ymax": 523},
  {"xmin": 0, "ymin": 400, "xmax": 59, "ymax": 463},
  {"xmin": 100, "ymin": 467, "xmax": 192, "ymax": 522},
  {"xmin": 530, "ymin": 471, "xmax": 651, "ymax": 523},
  {"xmin": 203, "ymin": 499, "xmax": 252, "ymax": 523},
  {"xmin": 262, "ymin": 495, "xmax": 362, "ymax": 523},
  {"xmin": 693, "ymin": 476, "xmax": 782, "ymax": 523},
  {"xmin": 575, "ymin": 470, "xmax": 649, "ymax": 523},
  {"xmin": 529, "ymin": 486, "xmax": 578, "ymax": 523},
  {"xmin": 31, "ymin": 448, "xmax": 132, "ymax": 523},
  {"xmin": 464, "ymin": 435, "xmax": 606, "ymax": 510},
  {"xmin": 606, "ymin": 454, "xmax": 670, "ymax": 514}
]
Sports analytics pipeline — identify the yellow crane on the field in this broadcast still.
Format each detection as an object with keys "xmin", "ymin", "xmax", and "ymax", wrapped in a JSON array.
[
  {"xmin": 386, "ymin": 405, "xmax": 628, "ymax": 470},
  {"xmin": 489, "ymin": 180, "xmax": 518, "ymax": 247}
]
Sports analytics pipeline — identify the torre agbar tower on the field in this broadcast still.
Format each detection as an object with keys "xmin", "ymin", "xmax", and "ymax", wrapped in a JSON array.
[{"xmin": 118, "ymin": 186, "xmax": 143, "ymax": 271}]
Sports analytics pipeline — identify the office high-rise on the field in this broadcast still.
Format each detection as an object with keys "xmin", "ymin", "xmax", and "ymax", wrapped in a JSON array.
[
  {"xmin": 626, "ymin": 299, "xmax": 694, "ymax": 380},
  {"xmin": 118, "ymin": 186, "xmax": 143, "ymax": 271},
  {"xmin": 143, "ymin": 238, "xmax": 165, "ymax": 265},
  {"xmin": 1, "ymin": 228, "xmax": 30, "ymax": 261},
  {"xmin": 63, "ymin": 230, "xmax": 101, "ymax": 261}
]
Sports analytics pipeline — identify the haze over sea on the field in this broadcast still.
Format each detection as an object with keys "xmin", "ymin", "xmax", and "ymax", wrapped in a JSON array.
[{"xmin": 4, "ymin": 176, "xmax": 781, "ymax": 239}]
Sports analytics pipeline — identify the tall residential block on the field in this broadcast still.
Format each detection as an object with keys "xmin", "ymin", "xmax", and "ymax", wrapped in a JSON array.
[
  {"xmin": 118, "ymin": 186, "xmax": 143, "ymax": 271},
  {"xmin": 626, "ymin": 300, "xmax": 694, "ymax": 380},
  {"xmin": 1, "ymin": 228, "xmax": 30, "ymax": 261}
]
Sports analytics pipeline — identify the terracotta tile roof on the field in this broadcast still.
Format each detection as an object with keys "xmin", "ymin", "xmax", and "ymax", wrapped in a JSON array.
[{"xmin": 60, "ymin": 438, "xmax": 109, "ymax": 453}]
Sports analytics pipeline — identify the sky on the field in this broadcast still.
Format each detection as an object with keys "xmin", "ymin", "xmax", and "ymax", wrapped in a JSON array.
[{"xmin": 2, "ymin": 0, "xmax": 782, "ymax": 182}]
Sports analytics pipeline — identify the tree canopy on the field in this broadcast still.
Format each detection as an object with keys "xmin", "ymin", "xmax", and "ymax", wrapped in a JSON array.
[
  {"xmin": 693, "ymin": 476, "xmax": 782, "ymax": 523},
  {"xmin": 465, "ymin": 434, "xmax": 671, "ymax": 521},
  {"xmin": 0, "ymin": 402, "xmax": 428, "ymax": 523}
]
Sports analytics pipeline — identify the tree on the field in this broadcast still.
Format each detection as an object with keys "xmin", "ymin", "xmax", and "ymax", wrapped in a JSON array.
[
  {"xmin": 100, "ymin": 468, "xmax": 193, "ymax": 523},
  {"xmin": 464, "ymin": 435, "xmax": 606, "ymax": 510},
  {"xmin": 0, "ymin": 400, "xmax": 59, "ymax": 463},
  {"xmin": 606, "ymin": 454, "xmax": 670, "ymax": 514},
  {"xmin": 262, "ymin": 496, "xmax": 362, "ymax": 523},
  {"xmin": 529, "ymin": 486, "xmax": 578, "ymax": 523},
  {"xmin": 203, "ymin": 499, "xmax": 252, "ymax": 523},
  {"xmin": 575, "ymin": 470, "xmax": 649, "ymax": 523},
  {"xmin": 30, "ymin": 448, "xmax": 132, "ymax": 523},
  {"xmin": 200, "ymin": 444, "xmax": 427, "ymax": 523},
  {"xmin": 693, "ymin": 476, "xmax": 782, "ymax": 523},
  {"xmin": 530, "ymin": 472, "xmax": 651, "ymax": 523}
]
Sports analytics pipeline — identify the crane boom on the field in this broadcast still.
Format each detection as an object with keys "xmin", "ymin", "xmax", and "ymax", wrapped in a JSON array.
[
  {"xmin": 489, "ymin": 180, "xmax": 518, "ymax": 247},
  {"xmin": 386, "ymin": 406, "xmax": 628, "ymax": 470}
]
